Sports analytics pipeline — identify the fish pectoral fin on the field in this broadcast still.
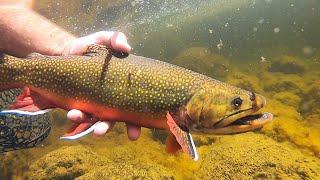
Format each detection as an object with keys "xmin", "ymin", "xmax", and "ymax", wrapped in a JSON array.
[
  {"xmin": 165, "ymin": 132, "xmax": 182, "ymax": 154},
  {"xmin": 60, "ymin": 121, "xmax": 100, "ymax": 140},
  {"xmin": 8, "ymin": 87, "xmax": 53, "ymax": 112},
  {"xmin": 166, "ymin": 112, "xmax": 199, "ymax": 161}
]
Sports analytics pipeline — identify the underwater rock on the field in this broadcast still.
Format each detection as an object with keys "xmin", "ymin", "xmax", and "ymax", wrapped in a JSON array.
[
  {"xmin": 171, "ymin": 47, "xmax": 230, "ymax": 80},
  {"xmin": 264, "ymin": 99, "xmax": 301, "ymax": 122},
  {"xmin": 305, "ymin": 113, "xmax": 320, "ymax": 129},
  {"xmin": 300, "ymin": 81, "xmax": 320, "ymax": 115},
  {"xmin": 0, "ymin": 151, "xmax": 32, "ymax": 179},
  {"xmin": 23, "ymin": 123, "xmax": 320, "ymax": 179},
  {"xmin": 262, "ymin": 99, "xmax": 320, "ymax": 156},
  {"xmin": 306, "ymin": 80, "xmax": 320, "ymax": 100},
  {"xmin": 300, "ymin": 80, "xmax": 320, "ymax": 125},
  {"xmin": 27, "ymin": 142, "xmax": 179, "ymax": 179},
  {"xmin": 27, "ymin": 145, "xmax": 110, "ymax": 180},
  {"xmin": 273, "ymin": 92, "xmax": 301, "ymax": 108},
  {"xmin": 198, "ymin": 133, "xmax": 320, "ymax": 179},
  {"xmin": 193, "ymin": 135, "xmax": 217, "ymax": 147},
  {"xmin": 263, "ymin": 116, "xmax": 320, "ymax": 156},
  {"xmin": 303, "ymin": 81, "xmax": 320, "ymax": 109},
  {"xmin": 76, "ymin": 162, "xmax": 176, "ymax": 179},
  {"xmin": 269, "ymin": 55, "xmax": 306, "ymax": 74},
  {"xmin": 227, "ymin": 71, "xmax": 263, "ymax": 92},
  {"xmin": 263, "ymin": 73, "xmax": 304, "ymax": 95}
]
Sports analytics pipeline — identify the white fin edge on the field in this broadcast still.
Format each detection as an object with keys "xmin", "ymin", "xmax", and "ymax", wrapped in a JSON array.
[
  {"xmin": 188, "ymin": 133, "xmax": 199, "ymax": 161},
  {"xmin": 59, "ymin": 121, "xmax": 101, "ymax": 140},
  {"xmin": 0, "ymin": 109, "xmax": 52, "ymax": 116}
]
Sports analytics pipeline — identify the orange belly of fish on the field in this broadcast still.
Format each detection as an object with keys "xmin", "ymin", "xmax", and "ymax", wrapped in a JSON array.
[{"xmin": 31, "ymin": 87, "xmax": 169, "ymax": 130}]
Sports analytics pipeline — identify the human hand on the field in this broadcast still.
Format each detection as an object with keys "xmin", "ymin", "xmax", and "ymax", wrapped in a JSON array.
[
  {"xmin": 61, "ymin": 31, "xmax": 131, "ymax": 55},
  {"xmin": 63, "ymin": 31, "xmax": 141, "ymax": 140}
]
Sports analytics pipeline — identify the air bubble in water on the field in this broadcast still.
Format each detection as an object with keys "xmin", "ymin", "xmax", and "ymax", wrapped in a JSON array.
[
  {"xmin": 302, "ymin": 46, "xmax": 315, "ymax": 57},
  {"xmin": 273, "ymin": 27, "xmax": 280, "ymax": 33}
]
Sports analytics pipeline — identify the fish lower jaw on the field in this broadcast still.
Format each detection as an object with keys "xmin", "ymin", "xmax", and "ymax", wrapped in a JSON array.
[
  {"xmin": 229, "ymin": 112, "xmax": 273, "ymax": 126},
  {"xmin": 192, "ymin": 112, "xmax": 273, "ymax": 135}
]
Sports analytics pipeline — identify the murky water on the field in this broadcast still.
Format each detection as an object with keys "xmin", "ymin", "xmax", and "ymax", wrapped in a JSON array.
[{"xmin": 1, "ymin": 0, "xmax": 320, "ymax": 179}]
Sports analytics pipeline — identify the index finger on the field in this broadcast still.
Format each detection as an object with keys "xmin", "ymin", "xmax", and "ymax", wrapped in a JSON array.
[
  {"xmin": 94, "ymin": 31, "xmax": 132, "ymax": 53},
  {"xmin": 67, "ymin": 31, "xmax": 131, "ymax": 56}
]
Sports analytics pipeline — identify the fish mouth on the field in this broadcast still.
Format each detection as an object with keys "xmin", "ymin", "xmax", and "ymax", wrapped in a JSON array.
[
  {"xmin": 192, "ymin": 112, "xmax": 273, "ymax": 134},
  {"xmin": 228, "ymin": 112, "xmax": 273, "ymax": 127}
]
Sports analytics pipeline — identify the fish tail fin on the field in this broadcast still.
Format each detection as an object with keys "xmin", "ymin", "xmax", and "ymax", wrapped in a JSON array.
[{"xmin": 0, "ymin": 88, "xmax": 52, "ymax": 153}]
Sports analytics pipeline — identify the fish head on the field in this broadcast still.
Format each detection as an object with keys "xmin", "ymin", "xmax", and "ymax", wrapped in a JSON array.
[{"xmin": 186, "ymin": 83, "xmax": 273, "ymax": 134}]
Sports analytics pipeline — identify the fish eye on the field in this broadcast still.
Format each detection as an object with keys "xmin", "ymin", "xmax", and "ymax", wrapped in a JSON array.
[{"xmin": 232, "ymin": 97, "xmax": 243, "ymax": 108}]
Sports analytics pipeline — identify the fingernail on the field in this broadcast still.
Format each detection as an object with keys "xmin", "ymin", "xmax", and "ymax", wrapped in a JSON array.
[
  {"xmin": 127, "ymin": 125, "xmax": 141, "ymax": 141},
  {"xmin": 67, "ymin": 109, "xmax": 84, "ymax": 122},
  {"xmin": 94, "ymin": 122, "xmax": 110, "ymax": 136}
]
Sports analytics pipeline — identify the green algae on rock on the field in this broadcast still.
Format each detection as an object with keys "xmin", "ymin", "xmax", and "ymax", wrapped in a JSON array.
[
  {"xmin": 26, "ymin": 132, "xmax": 320, "ymax": 179},
  {"xmin": 27, "ymin": 145, "xmax": 110, "ymax": 179},
  {"xmin": 263, "ymin": 73, "xmax": 305, "ymax": 95},
  {"xmin": 198, "ymin": 133, "xmax": 320, "ymax": 179},
  {"xmin": 227, "ymin": 71, "xmax": 263, "ymax": 93},
  {"xmin": 171, "ymin": 47, "xmax": 230, "ymax": 80},
  {"xmin": 27, "ymin": 141, "xmax": 180, "ymax": 179},
  {"xmin": 273, "ymin": 92, "xmax": 301, "ymax": 108},
  {"xmin": 269, "ymin": 55, "xmax": 306, "ymax": 74},
  {"xmin": 301, "ymin": 81, "xmax": 320, "ymax": 115},
  {"xmin": 76, "ymin": 162, "xmax": 177, "ymax": 180}
]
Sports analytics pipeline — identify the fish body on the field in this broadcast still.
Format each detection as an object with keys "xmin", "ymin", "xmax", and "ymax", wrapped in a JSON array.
[
  {"xmin": 0, "ymin": 50, "xmax": 210, "ymax": 128},
  {"xmin": 0, "ymin": 45, "xmax": 273, "ymax": 160}
]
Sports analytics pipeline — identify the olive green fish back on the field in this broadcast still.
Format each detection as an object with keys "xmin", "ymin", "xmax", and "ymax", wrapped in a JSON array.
[{"xmin": 0, "ymin": 52, "xmax": 213, "ymax": 115}]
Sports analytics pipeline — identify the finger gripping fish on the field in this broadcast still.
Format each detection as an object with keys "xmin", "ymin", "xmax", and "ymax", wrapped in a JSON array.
[{"xmin": 0, "ymin": 45, "xmax": 273, "ymax": 160}]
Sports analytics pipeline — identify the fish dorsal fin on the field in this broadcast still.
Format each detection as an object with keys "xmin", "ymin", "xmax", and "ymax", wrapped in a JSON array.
[
  {"xmin": 84, "ymin": 44, "xmax": 129, "ymax": 58},
  {"xmin": 84, "ymin": 44, "xmax": 111, "ymax": 57},
  {"xmin": 166, "ymin": 112, "xmax": 199, "ymax": 161}
]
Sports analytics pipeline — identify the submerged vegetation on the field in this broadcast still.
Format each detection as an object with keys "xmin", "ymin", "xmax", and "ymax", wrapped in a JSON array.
[
  {"xmin": 25, "ymin": 128, "xmax": 320, "ymax": 179},
  {"xmin": 1, "ymin": 46, "xmax": 320, "ymax": 179},
  {"xmin": 1, "ymin": 0, "xmax": 320, "ymax": 179}
]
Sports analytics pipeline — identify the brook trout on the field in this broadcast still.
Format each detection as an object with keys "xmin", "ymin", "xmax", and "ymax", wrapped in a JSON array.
[{"xmin": 0, "ymin": 45, "xmax": 272, "ymax": 160}]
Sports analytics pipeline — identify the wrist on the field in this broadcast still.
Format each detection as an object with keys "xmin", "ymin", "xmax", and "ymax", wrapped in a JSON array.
[{"xmin": 0, "ymin": 6, "xmax": 76, "ymax": 57}]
